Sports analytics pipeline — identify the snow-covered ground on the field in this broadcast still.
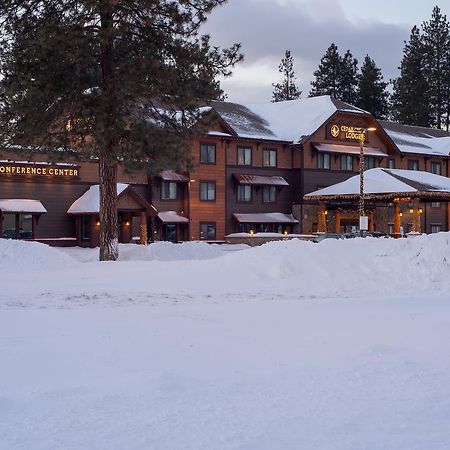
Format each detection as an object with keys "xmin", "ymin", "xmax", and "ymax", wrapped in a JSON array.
[{"xmin": 1, "ymin": 235, "xmax": 450, "ymax": 449}]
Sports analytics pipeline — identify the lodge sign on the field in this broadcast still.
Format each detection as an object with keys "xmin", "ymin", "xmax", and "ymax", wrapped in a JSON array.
[
  {"xmin": 328, "ymin": 124, "xmax": 366, "ymax": 141},
  {"xmin": 0, "ymin": 162, "xmax": 79, "ymax": 178}
]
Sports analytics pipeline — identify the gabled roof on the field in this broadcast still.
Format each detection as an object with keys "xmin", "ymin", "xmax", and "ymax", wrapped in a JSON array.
[
  {"xmin": 208, "ymin": 96, "xmax": 367, "ymax": 143},
  {"xmin": 67, "ymin": 183, "xmax": 151, "ymax": 214},
  {"xmin": 304, "ymin": 168, "xmax": 450, "ymax": 201},
  {"xmin": 0, "ymin": 199, "xmax": 47, "ymax": 214}
]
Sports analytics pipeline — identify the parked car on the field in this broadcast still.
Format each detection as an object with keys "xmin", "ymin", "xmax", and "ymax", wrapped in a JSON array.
[{"xmin": 312, "ymin": 233, "xmax": 346, "ymax": 243}]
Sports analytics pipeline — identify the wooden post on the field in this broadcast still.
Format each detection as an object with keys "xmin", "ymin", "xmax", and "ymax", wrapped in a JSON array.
[
  {"xmin": 32, "ymin": 215, "xmax": 37, "ymax": 239},
  {"xmin": 393, "ymin": 202, "xmax": 401, "ymax": 236},
  {"xmin": 318, "ymin": 202, "xmax": 327, "ymax": 233},
  {"xmin": 15, "ymin": 213, "xmax": 20, "ymax": 239},
  {"xmin": 140, "ymin": 212, "xmax": 147, "ymax": 245},
  {"xmin": 369, "ymin": 211, "xmax": 375, "ymax": 232},
  {"xmin": 0, "ymin": 211, "xmax": 3, "ymax": 238},
  {"xmin": 334, "ymin": 210, "xmax": 341, "ymax": 234},
  {"xmin": 412, "ymin": 198, "xmax": 421, "ymax": 233}
]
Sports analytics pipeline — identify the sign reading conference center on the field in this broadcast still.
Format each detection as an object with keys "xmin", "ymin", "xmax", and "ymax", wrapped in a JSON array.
[
  {"xmin": 328, "ymin": 124, "xmax": 366, "ymax": 142},
  {"xmin": 0, "ymin": 162, "xmax": 80, "ymax": 178}
]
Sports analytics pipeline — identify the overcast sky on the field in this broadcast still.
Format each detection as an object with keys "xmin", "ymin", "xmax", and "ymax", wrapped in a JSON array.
[{"xmin": 201, "ymin": 0, "xmax": 450, "ymax": 104}]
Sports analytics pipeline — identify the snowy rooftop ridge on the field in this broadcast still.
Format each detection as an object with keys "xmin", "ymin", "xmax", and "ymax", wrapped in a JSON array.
[
  {"xmin": 305, "ymin": 168, "xmax": 450, "ymax": 199},
  {"xmin": 209, "ymin": 96, "xmax": 367, "ymax": 143}
]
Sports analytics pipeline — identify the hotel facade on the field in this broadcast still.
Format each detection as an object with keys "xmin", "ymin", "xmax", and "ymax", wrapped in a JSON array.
[{"xmin": 1, "ymin": 95, "xmax": 449, "ymax": 246}]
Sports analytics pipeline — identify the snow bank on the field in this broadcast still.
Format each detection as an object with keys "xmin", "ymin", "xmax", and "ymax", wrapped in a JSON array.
[{"xmin": 0, "ymin": 239, "xmax": 77, "ymax": 272}]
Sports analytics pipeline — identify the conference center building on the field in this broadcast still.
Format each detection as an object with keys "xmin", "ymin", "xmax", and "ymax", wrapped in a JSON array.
[{"xmin": 1, "ymin": 95, "xmax": 449, "ymax": 246}]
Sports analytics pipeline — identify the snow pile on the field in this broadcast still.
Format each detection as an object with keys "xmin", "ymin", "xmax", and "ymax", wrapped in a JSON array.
[
  {"xmin": 0, "ymin": 239, "xmax": 77, "ymax": 272},
  {"xmin": 119, "ymin": 241, "xmax": 225, "ymax": 261}
]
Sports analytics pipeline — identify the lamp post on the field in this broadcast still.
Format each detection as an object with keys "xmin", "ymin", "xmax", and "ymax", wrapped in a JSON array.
[{"xmin": 359, "ymin": 126, "xmax": 377, "ymax": 237}]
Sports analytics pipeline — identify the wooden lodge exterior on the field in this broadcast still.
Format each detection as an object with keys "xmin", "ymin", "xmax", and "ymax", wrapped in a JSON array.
[{"xmin": 1, "ymin": 96, "xmax": 449, "ymax": 245}]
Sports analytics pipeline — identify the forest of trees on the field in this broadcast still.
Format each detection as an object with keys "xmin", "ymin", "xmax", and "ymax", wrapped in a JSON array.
[{"xmin": 274, "ymin": 6, "xmax": 450, "ymax": 130}]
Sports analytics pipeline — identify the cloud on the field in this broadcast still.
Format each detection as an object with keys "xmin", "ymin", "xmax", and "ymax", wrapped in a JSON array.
[{"xmin": 202, "ymin": 0, "xmax": 411, "ymax": 103}]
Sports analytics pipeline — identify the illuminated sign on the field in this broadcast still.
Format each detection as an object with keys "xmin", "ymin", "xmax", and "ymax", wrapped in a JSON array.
[
  {"xmin": 329, "ymin": 124, "xmax": 366, "ymax": 141},
  {"xmin": 0, "ymin": 163, "xmax": 79, "ymax": 178}
]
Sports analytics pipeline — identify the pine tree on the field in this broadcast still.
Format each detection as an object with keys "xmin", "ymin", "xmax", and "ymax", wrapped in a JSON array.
[
  {"xmin": 0, "ymin": 0, "xmax": 242, "ymax": 260},
  {"xmin": 356, "ymin": 55, "xmax": 389, "ymax": 119},
  {"xmin": 309, "ymin": 43, "xmax": 342, "ymax": 98},
  {"xmin": 421, "ymin": 6, "xmax": 450, "ymax": 129},
  {"xmin": 391, "ymin": 26, "xmax": 431, "ymax": 127},
  {"xmin": 272, "ymin": 50, "xmax": 301, "ymax": 102},
  {"xmin": 339, "ymin": 50, "xmax": 359, "ymax": 104}
]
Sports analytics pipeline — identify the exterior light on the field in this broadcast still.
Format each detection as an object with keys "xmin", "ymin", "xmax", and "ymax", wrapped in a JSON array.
[
  {"xmin": 324, "ymin": 210, "xmax": 328, "ymax": 215},
  {"xmin": 96, "ymin": 220, "xmax": 101, "ymax": 226},
  {"xmin": 419, "ymin": 208, "xmax": 423, "ymax": 214},
  {"xmin": 125, "ymin": 221, "xmax": 130, "ymax": 227},
  {"xmin": 284, "ymin": 230, "xmax": 288, "ymax": 236},
  {"xmin": 399, "ymin": 212, "xmax": 403, "ymax": 217},
  {"xmin": 366, "ymin": 127, "xmax": 377, "ymax": 132},
  {"xmin": 409, "ymin": 208, "xmax": 414, "ymax": 214},
  {"xmin": 249, "ymin": 229, "xmax": 254, "ymax": 236}
]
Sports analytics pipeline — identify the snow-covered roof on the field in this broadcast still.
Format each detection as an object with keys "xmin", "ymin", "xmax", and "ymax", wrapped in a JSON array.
[
  {"xmin": 313, "ymin": 143, "xmax": 386, "ymax": 157},
  {"xmin": 0, "ymin": 199, "xmax": 47, "ymax": 214},
  {"xmin": 67, "ymin": 184, "xmax": 129, "ymax": 214},
  {"xmin": 233, "ymin": 212, "xmax": 299, "ymax": 224},
  {"xmin": 158, "ymin": 211, "xmax": 189, "ymax": 223},
  {"xmin": 380, "ymin": 121, "xmax": 450, "ymax": 157},
  {"xmin": 209, "ymin": 96, "xmax": 367, "ymax": 143},
  {"xmin": 305, "ymin": 168, "xmax": 450, "ymax": 199}
]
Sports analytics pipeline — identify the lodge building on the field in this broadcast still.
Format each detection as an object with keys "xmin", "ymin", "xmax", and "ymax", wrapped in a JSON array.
[{"xmin": 1, "ymin": 95, "xmax": 449, "ymax": 246}]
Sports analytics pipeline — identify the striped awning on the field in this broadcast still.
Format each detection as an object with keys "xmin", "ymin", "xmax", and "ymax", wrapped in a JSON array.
[{"xmin": 233, "ymin": 174, "xmax": 289, "ymax": 186}]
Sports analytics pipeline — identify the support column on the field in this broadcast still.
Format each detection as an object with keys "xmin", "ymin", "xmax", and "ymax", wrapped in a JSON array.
[
  {"xmin": 369, "ymin": 210, "xmax": 375, "ymax": 232},
  {"xmin": 140, "ymin": 212, "xmax": 148, "ymax": 245},
  {"xmin": 334, "ymin": 210, "xmax": 341, "ymax": 234},
  {"xmin": 318, "ymin": 202, "xmax": 327, "ymax": 233},
  {"xmin": 412, "ymin": 198, "xmax": 421, "ymax": 233},
  {"xmin": 393, "ymin": 202, "xmax": 401, "ymax": 237},
  {"xmin": 0, "ymin": 212, "xmax": 3, "ymax": 237}
]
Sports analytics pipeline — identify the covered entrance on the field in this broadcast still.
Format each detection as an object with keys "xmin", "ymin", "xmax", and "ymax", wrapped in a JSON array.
[
  {"xmin": 68, "ymin": 183, "xmax": 156, "ymax": 247},
  {"xmin": 157, "ymin": 211, "xmax": 189, "ymax": 242},
  {"xmin": 233, "ymin": 212, "xmax": 299, "ymax": 234},
  {"xmin": 0, "ymin": 199, "xmax": 47, "ymax": 240},
  {"xmin": 304, "ymin": 168, "xmax": 450, "ymax": 235}
]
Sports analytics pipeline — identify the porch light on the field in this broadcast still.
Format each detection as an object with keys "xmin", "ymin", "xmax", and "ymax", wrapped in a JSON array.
[
  {"xmin": 284, "ymin": 230, "xmax": 288, "ymax": 236},
  {"xmin": 125, "ymin": 221, "xmax": 130, "ymax": 227},
  {"xmin": 249, "ymin": 229, "xmax": 254, "ymax": 236},
  {"xmin": 96, "ymin": 220, "xmax": 101, "ymax": 226},
  {"xmin": 399, "ymin": 212, "xmax": 403, "ymax": 217},
  {"xmin": 324, "ymin": 210, "xmax": 328, "ymax": 215},
  {"xmin": 409, "ymin": 208, "xmax": 414, "ymax": 214},
  {"xmin": 419, "ymin": 208, "xmax": 423, "ymax": 214}
]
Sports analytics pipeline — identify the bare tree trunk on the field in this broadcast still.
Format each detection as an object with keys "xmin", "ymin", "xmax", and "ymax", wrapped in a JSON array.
[
  {"xmin": 99, "ymin": 149, "xmax": 119, "ymax": 261},
  {"xmin": 98, "ymin": 0, "xmax": 119, "ymax": 261}
]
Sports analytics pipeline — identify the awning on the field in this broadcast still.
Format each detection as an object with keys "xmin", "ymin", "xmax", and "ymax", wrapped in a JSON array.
[
  {"xmin": 234, "ymin": 174, "xmax": 289, "ymax": 186},
  {"xmin": 0, "ymin": 199, "xmax": 47, "ymax": 214},
  {"xmin": 233, "ymin": 212, "xmax": 299, "ymax": 224},
  {"xmin": 158, "ymin": 211, "xmax": 189, "ymax": 223},
  {"xmin": 160, "ymin": 170, "xmax": 189, "ymax": 183},
  {"xmin": 313, "ymin": 143, "xmax": 387, "ymax": 157}
]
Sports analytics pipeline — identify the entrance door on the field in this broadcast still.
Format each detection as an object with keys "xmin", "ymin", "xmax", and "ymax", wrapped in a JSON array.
[{"xmin": 162, "ymin": 224, "xmax": 177, "ymax": 243}]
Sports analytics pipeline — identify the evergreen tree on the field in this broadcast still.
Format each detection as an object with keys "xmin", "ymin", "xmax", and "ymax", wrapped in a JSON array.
[
  {"xmin": 0, "ymin": 0, "xmax": 242, "ymax": 260},
  {"xmin": 309, "ymin": 43, "xmax": 342, "ymax": 98},
  {"xmin": 356, "ymin": 55, "xmax": 389, "ymax": 119},
  {"xmin": 339, "ymin": 50, "xmax": 359, "ymax": 104},
  {"xmin": 391, "ymin": 26, "xmax": 431, "ymax": 127},
  {"xmin": 421, "ymin": 6, "xmax": 450, "ymax": 129},
  {"xmin": 272, "ymin": 50, "xmax": 301, "ymax": 102}
]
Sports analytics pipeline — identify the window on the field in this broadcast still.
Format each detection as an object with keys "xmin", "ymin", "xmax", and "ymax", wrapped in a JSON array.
[
  {"xmin": 200, "ymin": 143, "xmax": 216, "ymax": 164},
  {"xmin": 237, "ymin": 184, "xmax": 252, "ymax": 202},
  {"xmin": 200, "ymin": 223, "xmax": 216, "ymax": 240},
  {"xmin": 199, "ymin": 181, "xmax": 216, "ymax": 201},
  {"xmin": 431, "ymin": 161, "xmax": 442, "ymax": 175},
  {"xmin": 408, "ymin": 160, "xmax": 419, "ymax": 171},
  {"xmin": 263, "ymin": 186, "xmax": 277, "ymax": 203},
  {"xmin": 365, "ymin": 156, "xmax": 376, "ymax": 169},
  {"xmin": 387, "ymin": 159, "xmax": 395, "ymax": 169},
  {"xmin": 161, "ymin": 181, "xmax": 177, "ymax": 200},
  {"xmin": 263, "ymin": 148, "xmax": 277, "ymax": 167},
  {"xmin": 318, "ymin": 152, "xmax": 331, "ymax": 169},
  {"xmin": 431, "ymin": 224, "xmax": 442, "ymax": 234},
  {"xmin": 431, "ymin": 202, "xmax": 441, "ymax": 208},
  {"xmin": 237, "ymin": 147, "xmax": 252, "ymax": 166},
  {"xmin": 388, "ymin": 223, "xmax": 394, "ymax": 235},
  {"xmin": 341, "ymin": 155, "xmax": 353, "ymax": 171},
  {"xmin": 81, "ymin": 215, "xmax": 91, "ymax": 241}
]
